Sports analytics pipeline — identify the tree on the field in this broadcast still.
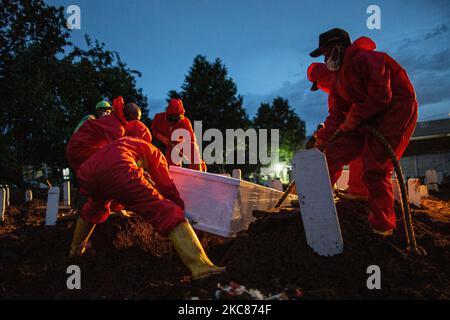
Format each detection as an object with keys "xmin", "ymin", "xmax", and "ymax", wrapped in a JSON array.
[
  {"xmin": 167, "ymin": 90, "xmax": 182, "ymax": 101},
  {"xmin": 254, "ymin": 97, "xmax": 306, "ymax": 163},
  {"xmin": 168, "ymin": 55, "xmax": 252, "ymax": 173},
  {"xmin": 0, "ymin": 0, "xmax": 71, "ymax": 185},
  {"xmin": 172, "ymin": 55, "xmax": 250, "ymax": 131},
  {"xmin": 0, "ymin": 0, "xmax": 148, "ymax": 185}
]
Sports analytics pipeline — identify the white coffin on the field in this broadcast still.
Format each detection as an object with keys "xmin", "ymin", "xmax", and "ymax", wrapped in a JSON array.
[{"xmin": 169, "ymin": 166, "xmax": 297, "ymax": 237}]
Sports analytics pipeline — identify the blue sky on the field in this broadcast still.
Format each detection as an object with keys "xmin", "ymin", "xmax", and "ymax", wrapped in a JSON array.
[{"xmin": 46, "ymin": 0, "xmax": 450, "ymax": 134}]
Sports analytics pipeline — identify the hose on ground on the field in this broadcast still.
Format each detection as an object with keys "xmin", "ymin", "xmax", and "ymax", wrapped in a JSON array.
[
  {"xmin": 276, "ymin": 124, "xmax": 426, "ymax": 256},
  {"xmin": 328, "ymin": 125, "xmax": 425, "ymax": 256}
]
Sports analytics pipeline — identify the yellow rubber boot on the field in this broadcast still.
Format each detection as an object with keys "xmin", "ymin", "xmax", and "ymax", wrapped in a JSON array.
[
  {"xmin": 70, "ymin": 217, "xmax": 96, "ymax": 257},
  {"xmin": 169, "ymin": 221, "xmax": 225, "ymax": 280}
]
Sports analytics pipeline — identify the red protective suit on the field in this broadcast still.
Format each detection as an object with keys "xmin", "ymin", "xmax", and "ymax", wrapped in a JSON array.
[
  {"xmin": 109, "ymin": 120, "xmax": 152, "ymax": 213},
  {"xmin": 307, "ymin": 62, "xmax": 334, "ymax": 94},
  {"xmin": 315, "ymin": 37, "xmax": 418, "ymax": 231},
  {"xmin": 151, "ymin": 99, "xmax": 203, "ymax": 170},
  {"xmin": 66, "ymin": 97, "xmax": 127, "ymax": 174},
  {"xmin": 347, "ymin": 158, "xmax": 368, "ymax": 197},
  {"xmin": 308, "ymin": 63, "xmax": 368, "ymax": 197},
  {"xmin": 77, "ymin": 134, "xmax": 185, "ymax": 237},
  {"xmin": 125, "ymin": 120, "xmax": 152, "ymax": 144}
]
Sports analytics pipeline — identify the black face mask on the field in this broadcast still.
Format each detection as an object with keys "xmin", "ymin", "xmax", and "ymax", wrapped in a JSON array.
[{"xmin": 167, "ymin": 114, "xmax": 182, "ymax": 124}]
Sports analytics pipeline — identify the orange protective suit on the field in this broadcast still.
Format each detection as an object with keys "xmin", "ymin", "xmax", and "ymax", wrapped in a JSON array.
[
  {"xmin": 307, "ymin": 63, "xmax": 368, "ymax": 197},
  {"xmin": 151, "ymin": 99, "xmax": 204, "ymax": 171},
  {"xmin": 77, "ymin": 122, "xmax": 185, "ymax": 236},
  {"xmin": 66, "ymin": 97, "xmax": 127, "ymax": 174},
  {"xmin": 315, "ymin": 37, "xmax": 418, "ymax": 231}
]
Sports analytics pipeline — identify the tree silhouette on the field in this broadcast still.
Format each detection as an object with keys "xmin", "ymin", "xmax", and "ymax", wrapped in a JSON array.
[
  {"xmin": 0, "ymin": 0, "xmax": 148, "ymax": 186},
  {"xmin": 173, "ymin": 55, "xmax": 250, "ymax": 131},
  {"xmin": 168, "ymin": 55, "xmax": 252, "ymax": 173},
  {"xmin": 254, "ymin": 97, "xmax": 306, "ymax": 163}
]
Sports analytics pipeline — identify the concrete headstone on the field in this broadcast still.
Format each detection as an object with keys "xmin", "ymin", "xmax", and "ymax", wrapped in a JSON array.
[{"xmin": 45, "ymin": 186, "xmax": 60, "ymax": 226}]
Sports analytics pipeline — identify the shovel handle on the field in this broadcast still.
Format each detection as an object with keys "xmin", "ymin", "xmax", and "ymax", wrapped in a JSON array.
[{"xmin": 273, "ymin": 180, "xmax": 296, "ymax": 209}]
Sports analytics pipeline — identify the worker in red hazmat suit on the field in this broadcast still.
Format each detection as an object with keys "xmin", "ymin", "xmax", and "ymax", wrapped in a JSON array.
[
  {"xmin": 310, "ymin": 28, "xmax": 418, "ymax": 235},
  {"xmin": 66, "ymin": 96, "xmax": 142, "ymax": 174},
  {"xmin": 70, "ymin": 121, "xmax": 224, "ymax": 280},
  {"xmin": 67, "ymin": 97, "xmax": 142, "ymax": 215},
  {"xmin": 151, "ymin": 99, "xmax": 206, "ymax": 171},
  {"xmin": 73, "ymin": 100, "xmax": 113, "ymax": 133},
  {"xmin": 307, "ymin": 63, "xmax": 368, "ymax": 200}
]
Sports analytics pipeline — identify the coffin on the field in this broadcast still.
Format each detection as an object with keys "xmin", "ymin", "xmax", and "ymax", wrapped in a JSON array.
[{"xmin": 169, "ymin": 166, "xmax": 297, "ymax": 237}]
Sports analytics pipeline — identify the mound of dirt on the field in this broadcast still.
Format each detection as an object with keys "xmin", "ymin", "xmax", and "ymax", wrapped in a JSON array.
[
  {"xmin": 222, "ymin": 198, "xmax": 450, "ymax": 299},
  {"xmin": 0, "ymin": 190, "xmax": 449, "ymax": 299}
]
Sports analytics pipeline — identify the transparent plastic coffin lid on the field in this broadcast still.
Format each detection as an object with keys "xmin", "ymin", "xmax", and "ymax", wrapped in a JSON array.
[{"xmin": 169, "ymin": 166, "xmax": 298, "ymax": 237}]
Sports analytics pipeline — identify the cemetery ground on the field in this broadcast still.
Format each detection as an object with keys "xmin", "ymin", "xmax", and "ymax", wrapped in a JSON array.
[{"xmin": 0, "ymin": 186, "xmax": 449, "ymax": 300}]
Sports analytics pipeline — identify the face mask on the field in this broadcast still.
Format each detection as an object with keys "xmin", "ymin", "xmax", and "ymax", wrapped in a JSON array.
[
  {"xmin": 167, "ymin": 114, "xmax": 182, "ymax": 124},
  {"xmin": 325, "ymin": 45, "xmax": 343, "ymax": 71}
]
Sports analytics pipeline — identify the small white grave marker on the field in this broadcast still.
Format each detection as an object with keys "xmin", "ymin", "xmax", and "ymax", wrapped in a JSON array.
[
  {"xmin": 5, "ymin": 185, "xmax": 9, "ymax": 207},
  {"xmin": 270, "ymin": 179, "xmax": 283, "ymax": 191},
  {"xmin": 0, "ymin": 188, "xmax": 6, "ymax": 222},
  {"xmin": 0, "ymin": 185, "xmax": 9, "ymax": 207},
  {"xmin": 63, "ymin": 181, "xmax": 71, "ymax": 207},
  {"xmin": 419, "ymin": 185, "xmax": 429, "ymax": 199},
  {"xmin": 407, "ymin": 179, "xmax": 421, "ymax": 207},
  {"xmin": 46, "ymin": 186, "xmax": 60, "ymax": 226},
  {"xmin": 25, "ymin": 190, "xmax": 33, "ymax": 202},
  {"xmin": 425, "ymin": 169, "xmax": 439, "ymax": 192},
  {"xmin": 232, "ymin": 169, "xmax": 242, "ymax": 180}
]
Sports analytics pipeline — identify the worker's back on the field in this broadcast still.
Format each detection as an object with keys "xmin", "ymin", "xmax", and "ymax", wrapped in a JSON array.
[
  {"xmin": 66, "ymin": 112, "xmax": 127, "ymax": 173},
  {"xmin": 77, "ymin": 136, "xmax": 176, "ymax": 201}
]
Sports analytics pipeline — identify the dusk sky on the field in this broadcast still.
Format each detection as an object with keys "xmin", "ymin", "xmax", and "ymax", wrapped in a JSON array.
[{"xmin": 46, "ymin": 0, "xmax": 450, "ymax": 134}]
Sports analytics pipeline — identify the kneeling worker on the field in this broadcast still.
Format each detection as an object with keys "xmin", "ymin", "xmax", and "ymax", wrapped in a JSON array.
[{"xmin": 70, "ymin": 121, "xmax": 224, "ymax": 280}]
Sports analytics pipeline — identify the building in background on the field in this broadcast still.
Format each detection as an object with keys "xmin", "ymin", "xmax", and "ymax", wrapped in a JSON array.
[{"xmin": 400, "ymin": 118, "xmax": 450, "ymax": 183}]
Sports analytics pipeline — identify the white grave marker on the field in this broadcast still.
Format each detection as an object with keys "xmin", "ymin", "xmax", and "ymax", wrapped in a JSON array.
[
  {"xmin": 407, "ymin": 178, "xmax": 421, "ymax": 207},
  {"xmin": 232, "ymin": 169, "xmax": 242, "ymax": 180},
  {"xmin": 0, "ymin": 185, "xmax": 9, "ymax": 207},
  {"xmin": 5, "ymin": 185, "xmax": 9, "ymax": 207},
  {"xmin": 270, "ymin": 179, "xmax": 283, "ymax": 191},
  {"xmin": 46, "ymin": 186, "xmax": 60, "ymax": 226},
  {"xmin": 25, "ymin": 190, "xmax": 33, "ymax": 202},
  {"xmin": 63, "ymin": 181, "xmax": 71, "ymax": 207},
  {"xmin": 419, "ymin": 185, "xmax": 429, "ymax": 199},
  {"xmin": 425, "ymin": 169, "xmax": 439, "ymax": 192},
  {"xmin": 0, "ymin": 188, "xmax": 6, "ymax": 222},
  {"xmin": 292, "ymin": 149, "xmax": 343, "ymax": 256}
]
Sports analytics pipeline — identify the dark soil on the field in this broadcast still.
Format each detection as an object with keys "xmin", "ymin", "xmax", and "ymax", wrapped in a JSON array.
[{"xmin": 1, "ymin": 187, "xmax": 449, "ymax": 300}]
